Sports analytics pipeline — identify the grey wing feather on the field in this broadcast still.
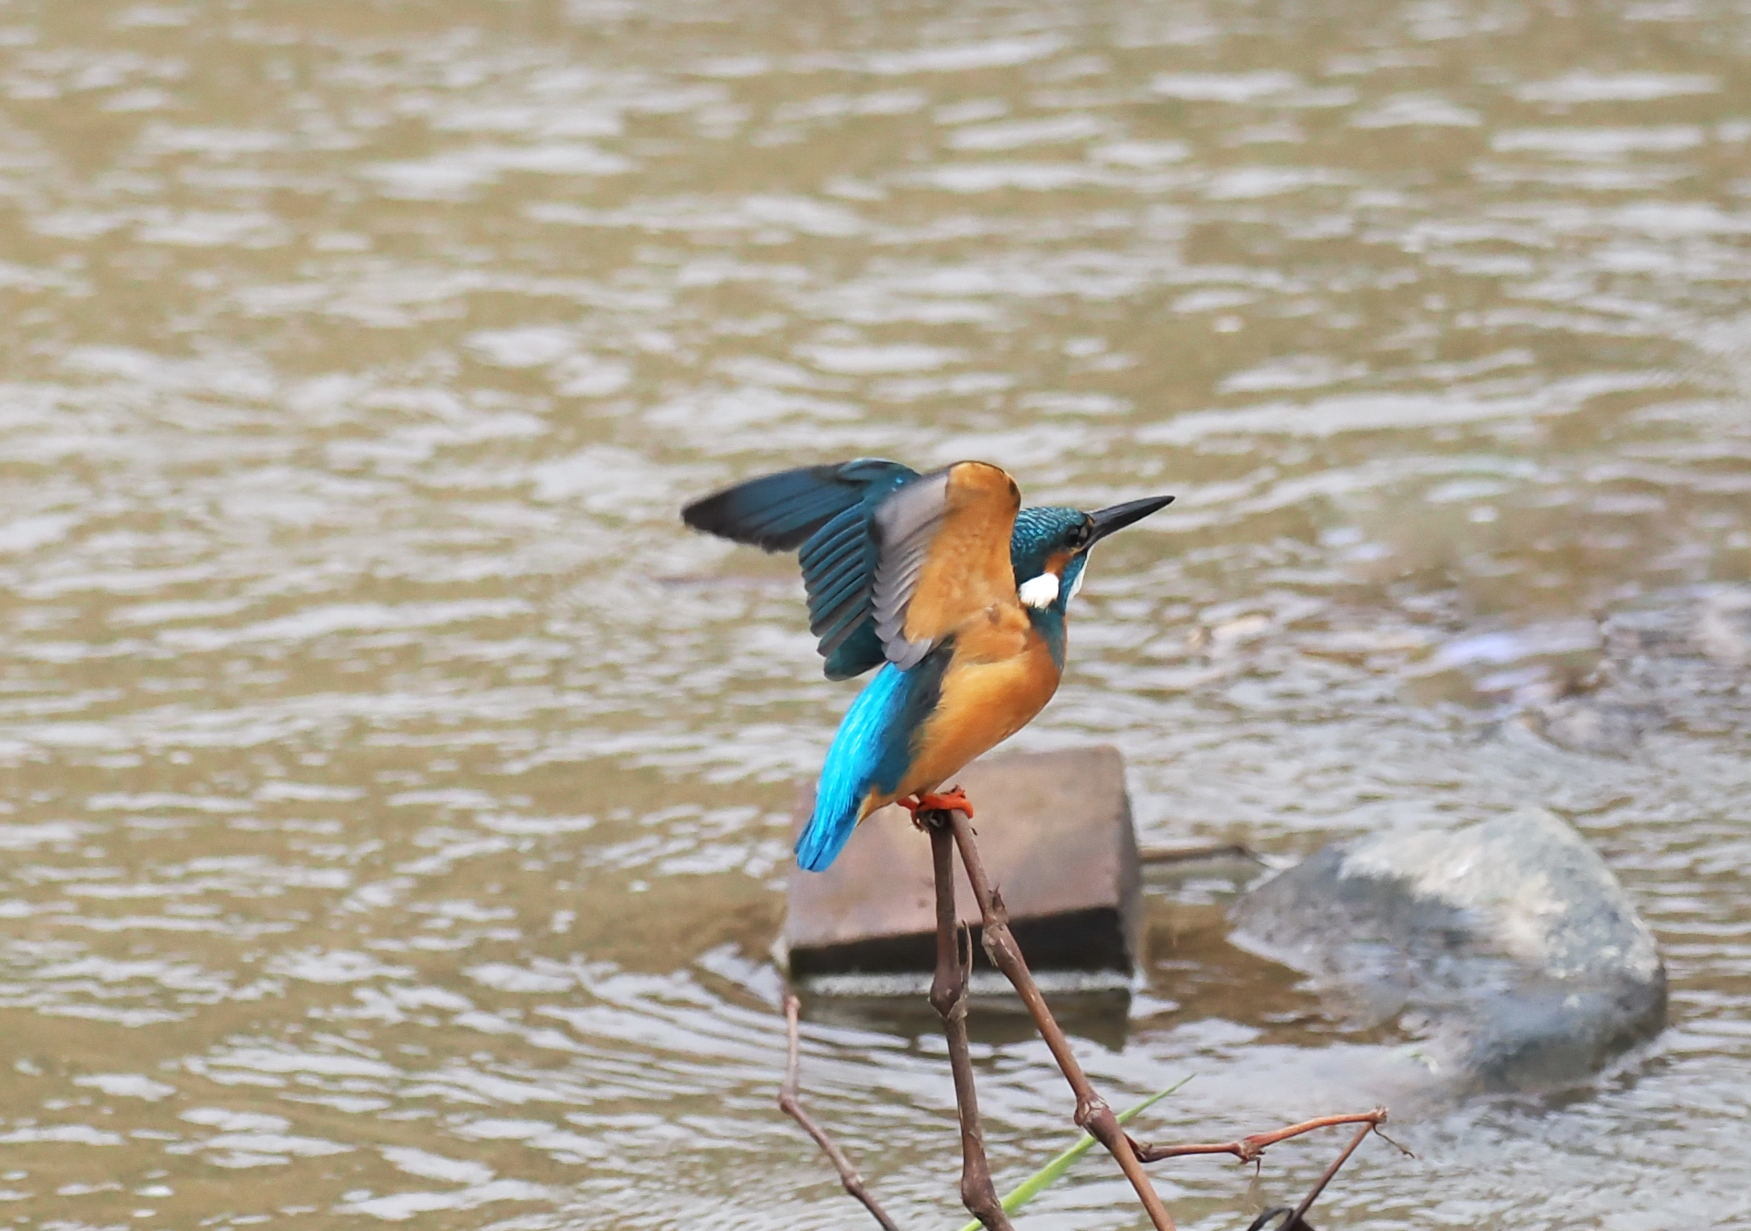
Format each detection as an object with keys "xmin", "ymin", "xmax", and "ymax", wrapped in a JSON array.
[{"xmin": 870, "ymin": 469, "xmax": 952, "ymax": 670}]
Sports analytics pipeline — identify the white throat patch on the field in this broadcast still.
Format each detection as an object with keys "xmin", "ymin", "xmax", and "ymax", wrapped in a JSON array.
[
  {"xmin": 1068, "ymin": 561, "xmax": 1088, "ymax": 600},
  {"xmin": 1018, "ymin": 572, "xmax": 1060, "ymax": 609}
]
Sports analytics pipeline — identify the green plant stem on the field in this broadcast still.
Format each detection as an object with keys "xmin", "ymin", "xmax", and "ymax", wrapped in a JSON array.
[{"xmin": 953, "ymin": 1078, "xmax": 1192, "ymax": 1231}]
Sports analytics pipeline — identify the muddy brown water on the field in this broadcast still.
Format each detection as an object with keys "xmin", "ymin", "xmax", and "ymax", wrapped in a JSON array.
[{"xmin": 1, "ymin": 2, "xmax": 1748, "ymax": 1228}]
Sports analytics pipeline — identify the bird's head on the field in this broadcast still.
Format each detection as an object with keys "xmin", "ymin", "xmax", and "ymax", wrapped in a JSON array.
[{"xmin": 1010, "ymin": 494, "xmax": 1174, "ymax": 614}]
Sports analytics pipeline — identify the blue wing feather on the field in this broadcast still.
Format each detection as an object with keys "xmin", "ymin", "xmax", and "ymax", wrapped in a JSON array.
[
  {"xmin": 795, "ymin": 650, "xmax": 949, "ymax": 871},
  {"xmin": 683, "ymin": 458, "xmax": 914, "ymax": 550},
  {"xmin": 683, "ymin": 462, "xmax": 865, "ymax": 550},
  {"xmin": 822, "ymin": 626, "xmax": 886, "ymax": 680},
  {"xmin": 808, "ymin": 571, "xmax": 868, "ymax": 640},
  {"xmin": 684, "ymin": 458, "xmax": 917, "ymax": 679},
  {"xmin": 802, "ymin": 503, "xmax": 890, "ymax": 677},
  {"xmin": 797, "ymin": 507, "xmax": 864, "ymax": 574}
]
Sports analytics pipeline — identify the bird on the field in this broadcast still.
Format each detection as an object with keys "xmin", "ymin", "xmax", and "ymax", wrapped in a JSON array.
[{"xmin": 683, "ymin": 458, "xmax": 1173, "ymax": 872}]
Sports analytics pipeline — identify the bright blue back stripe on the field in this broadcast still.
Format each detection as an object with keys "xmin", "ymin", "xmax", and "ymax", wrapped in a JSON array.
[{"xmin": 795, "ymin": 665, "xmax": 909, "ymax": 872}]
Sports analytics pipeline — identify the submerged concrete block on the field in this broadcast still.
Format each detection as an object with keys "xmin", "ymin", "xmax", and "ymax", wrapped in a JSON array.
[{"xmin": 781, "ymin": 745, "xmax": 1141, "ymax": 986}]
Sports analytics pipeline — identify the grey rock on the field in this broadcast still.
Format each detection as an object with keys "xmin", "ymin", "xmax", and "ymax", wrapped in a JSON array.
[{"xmin": 1229, "ymin": 808, "xmax": 1666, "ymax": 1091}]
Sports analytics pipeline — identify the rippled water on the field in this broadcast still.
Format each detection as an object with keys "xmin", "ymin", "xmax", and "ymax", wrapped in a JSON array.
[{"xmin": 1, "ymin": 2, "xmax": 1748, "ymax": 1228}]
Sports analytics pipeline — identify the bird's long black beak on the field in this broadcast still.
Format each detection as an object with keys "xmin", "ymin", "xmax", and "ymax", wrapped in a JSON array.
[{"xmin": 1088, "ymin": 494, "xmax": 1174, "ymax": 544}]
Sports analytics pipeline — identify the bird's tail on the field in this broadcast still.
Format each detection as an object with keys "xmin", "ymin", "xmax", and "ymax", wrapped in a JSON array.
[
  {"xmin": 795, "ymin": 665, "xmax": 910, "ymax": 872},
  {"xmin": 795, "ymin": 794, "xmax": 861, "ymax": 873}
]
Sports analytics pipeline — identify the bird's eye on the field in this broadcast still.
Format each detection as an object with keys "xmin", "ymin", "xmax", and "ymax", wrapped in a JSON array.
[{"xmin": 1070, "ymin": 520, "xmax": 1093, "ymax": 549}]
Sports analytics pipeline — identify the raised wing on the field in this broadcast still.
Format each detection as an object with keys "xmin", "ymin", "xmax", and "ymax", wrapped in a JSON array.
[
  {"xmin": 871, "ymin": 461, "xmax": 1022, "ymax": 670},
  {"xmin": 681, "ymin": 458, "xmax": 914, "ymax": 551},
  {"xmin": 682, "ymin": 458, "xmax": 918, "ymax": 679}
]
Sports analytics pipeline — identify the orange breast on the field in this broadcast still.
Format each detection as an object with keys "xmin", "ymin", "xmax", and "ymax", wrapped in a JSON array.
[{"xmin": 870, "ymin": 619, "xmax": 1062, "ymax": 811}]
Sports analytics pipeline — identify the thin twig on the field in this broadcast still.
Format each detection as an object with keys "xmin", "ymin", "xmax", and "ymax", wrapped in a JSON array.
[
  {"xmin": 943, "ymin": 810, "xmax": 1178, "ymax": 1231},
  {"xmin": 1286, "ymin": 1121, "xmax": 1372, "ymax": 1228},
  {"xmin": 1136, "ymin": 842, "xmax": 1264, "ymax": 866},
  {"xmin": 1130, "ymin": 1108, "xmax": 1389, "ymax": 1165},
  {"xmin": 777, "ymin": 993, "xmax": 902, "ymax": 1231},
  {"xmin": 928, "ymin": 820, "xmax": 1014, "ymax": 1231}
]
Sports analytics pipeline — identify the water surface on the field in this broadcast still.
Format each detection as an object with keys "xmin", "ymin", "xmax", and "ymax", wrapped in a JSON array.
[{"xmin": 0, "ymin": 1, "xmax": 1748, "ymax": 1228}]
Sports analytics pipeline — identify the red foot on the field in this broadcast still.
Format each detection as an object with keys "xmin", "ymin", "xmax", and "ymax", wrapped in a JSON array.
[{"xmin": 900, "ymin": 786, "xmax": 975, "ymax": 828}]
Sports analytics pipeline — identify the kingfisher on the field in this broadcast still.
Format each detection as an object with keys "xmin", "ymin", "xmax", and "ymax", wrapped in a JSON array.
[{"xmin": 683, "ymin": 459, "xmax": 1173, "ymax": 872}]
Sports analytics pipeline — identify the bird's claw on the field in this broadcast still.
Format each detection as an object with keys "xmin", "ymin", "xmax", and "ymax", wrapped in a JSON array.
[{"xmin": 902, "ymin": 786, "xmax": 975, "ymax": 829}]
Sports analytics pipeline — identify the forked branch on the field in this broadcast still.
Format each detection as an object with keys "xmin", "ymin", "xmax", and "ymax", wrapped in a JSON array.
[
  {"xmin": 1287, "ymin": 1121, "xmax": 1375, "ymax": 1227},
  {"xmin": 780, "ymin": 808, "xmax": 1398, "ymax": 1231},
  {"xmin": 927, "ymin": 820, "xmax": 1014, "ymax": 1230},
  {"xmin": 941, "ymin": 809, "xmax": 1178, "ymax": 1231}
]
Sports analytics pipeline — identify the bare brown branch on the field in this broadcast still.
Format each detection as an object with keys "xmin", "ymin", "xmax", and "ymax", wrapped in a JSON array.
[
  {"xmin": 928, "ymin": 820, "xmax": 1013, "ymax": 1230},
  {"xmin": 781, "ymin": 805, "xmax": 1394, "ymax": 1231},
  {"xmin": 1286, "ymin": 1121, "xmax": 1373, "ymax": 1228},
  {"xmin": 777, "ymin": 993, "xmax": 902, "ymax": 1231},
  {"xmin": 1130, "ymin": 1108, "xmax": 1389, "ymax": 1165},
  {"xmin": 943, "ymin": 810, "xmax": 1177, "ymax": 1231}
]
